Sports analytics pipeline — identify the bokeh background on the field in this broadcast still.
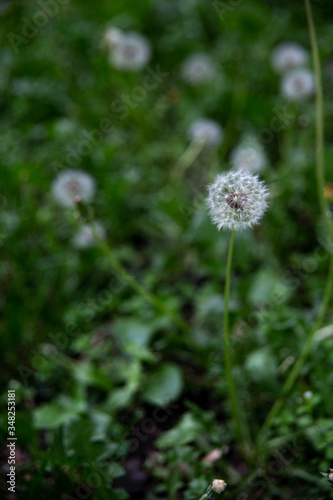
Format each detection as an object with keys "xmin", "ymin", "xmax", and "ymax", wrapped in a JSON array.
[{"xmin": 1, "ymin": 0, "xmax": 333, "ymax": 498}]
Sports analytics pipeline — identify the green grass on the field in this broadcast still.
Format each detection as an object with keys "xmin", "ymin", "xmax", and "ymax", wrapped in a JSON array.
[{"xmin": 1, "ymin": 0, "xmax": 333, "ymax": 498}]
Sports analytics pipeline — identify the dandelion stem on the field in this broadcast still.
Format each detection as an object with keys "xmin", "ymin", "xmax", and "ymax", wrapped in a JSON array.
[
  {"xmin": 170, "ymin": 137, "xmax": 207, "ymax": 182},
  {"xmin": 256, "ymin": 0, "xmax": 333, "ymax": 449},
  {"xmin": 224, "ymin": 230, "xmax": 250, "ymax": 453},
  {"xmin": 305, "ymin": 0, "xmax": 325, "ymax": 218},
  {"xmin": 91, "ymin": 226, "xmax": 191, "ymax": 336}
]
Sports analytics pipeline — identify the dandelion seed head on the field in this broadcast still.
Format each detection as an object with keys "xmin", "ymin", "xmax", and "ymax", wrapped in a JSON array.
[
  {"xmin": 72, "ymin": 222, "xmax": 105, "ymax": 249},
  {"xmin": 108, "ymin": 32, "xmax": 151, "ymax": 71},
  {"xmin": 103, "ymin": 26, "xmax": 124, "ymax": 49},
  {"xmin": 271, "ymin": 42, "xmax": 308, "ymax": 73},
  {"xmin": 207, "ymin": 170, "xmax": 269, "ymax": 231},
  {"xmin": 188, "ymin": 119, "xmax": 223, "ymax": 146},
  {"xmin": 181, "ymin": 52, "xmax": 215, "ymax": 85},
  {"xmin": 52, "ymin": 169, "xmax": 96, "ymax": 208},
  {"xmin": 211, "ymin": 479, "xmax": 227, "ymax": 494},
  {"xmin": 230, "ymin": 138, "xmax": 267, "ymax": 173},
  {"xmin": 281, "ymin": 68, "xmax": 315, "ymax": 101}
]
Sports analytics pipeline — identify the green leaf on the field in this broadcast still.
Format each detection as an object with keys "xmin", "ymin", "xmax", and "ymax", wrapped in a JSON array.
[
  {"xmin": 113, "ymin": 318, "xmax": 156, "ymax": 351},
  {"xmin": 63, "ymin": 414, "xmax": 112, "ymax": 463},
  {"xmin": 33, "ymin": 397, "xmax": 84, "ymax": 429},
  {"xmin": 71, "ymin": 361, "xmax": 113, "ymax": 389},
  {"xmin": 244, "ymin": 347, "xmax": 277, "ymax": 382},
  {"xmin": 156, "ymin": 413, "xmax": 202, "ymax": 448},
  {"xmin": 142, "ymin": 363, "xmax": 183, "ymax": 406}
]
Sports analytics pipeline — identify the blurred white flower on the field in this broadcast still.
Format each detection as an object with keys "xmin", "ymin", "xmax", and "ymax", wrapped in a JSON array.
[
  {"xmin": 52, "ymin": 169, "xmax": 95, "ymax": 208},
  {"xmin": 108, "ymin": 32, "xmax": 151, "ymax": 71},
  {"xmin": 271, "ymin": 42, "xmax": 309, "ymax": 73},
  {"xmin": 103, "ymin": 26, "xmax": 124, "ymax": 49},
  {"xmin": 188, "ymin": 119, "xmax": 223, "ymax": 146},
  {"xmin": 212, "ymin": 479, "xmax": 227, "ymax": 494},
  {"xmin": 281, "ymin": 68, "xmax": 315, "ymax": 101},
  {"xmin": 181, "ymin": 53, "xmax": 215, "ymax": 85},
  {"xmin": 207, "ymin": 170, "xmax": 269, "ymax": 231},
  {"xmin": 72, "ymin": 222, "xmax": 105, "ymax": 249},
  {"xmin": 230, "ymin": 138, "xmax": 267, "ymax": 173}
]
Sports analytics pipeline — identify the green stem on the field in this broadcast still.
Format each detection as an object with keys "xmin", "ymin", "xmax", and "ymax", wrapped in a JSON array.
[
  {"xmin": 91, "ymin": 225, "xmax": 191, "ymax": 336},
  {"xmin": 305, "ymin": 0, "xmax": 333, "ymax": 243},
  {"xmin": 170, "ymin": 137, "xmax": 207, "ymax": 182},
  {"xmin": 218, "ymin": 81, "xmax": 248, "ymax": 168},
  {"xmin": 305, "ymin": 0, "xmax": 325, "ymax": 218},
  {"xmin": 256, "ymin": 0, "xmax": 333, "ymax": 448},
  {"xmin": 224, "ymin": 230, "xmax": 250, "ymax": 453}
]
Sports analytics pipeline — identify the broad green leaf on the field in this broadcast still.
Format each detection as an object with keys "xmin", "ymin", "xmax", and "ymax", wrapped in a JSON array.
[
  {"xmin": 142, "ymin": 363, "xmax": 183, "ymax": 406},
  {"xmin": 156, "ymin": 413, "xmax": 202, "ymax": 448}
]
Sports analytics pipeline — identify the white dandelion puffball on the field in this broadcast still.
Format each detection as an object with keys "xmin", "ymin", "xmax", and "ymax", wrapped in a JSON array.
[
  {"xmin": 212, "ymin": 479, "xmax": 227, "ymax": 494},
  {"xmin": 281, "ymin": 68, "xmax": 315, "ymax": 101},
  {"xmin": 72, "ymin": 222, "xmax": 105, "ymax": 249},
  {"xmin": 207, "ymin": 170, "xmax": 269, "ymax": 231},
  {"xmin": 52, "ymin": 169, "xmax": 96, "ymax": 208},
  {"xmin": 188, "ymin": 119, "xmax": 223, "ymax": 146},
  {"xmin": 108, "ymin": 32, "xmax": 151, "ymax": 71},
  {"xmin": 103, "ymin": 26, "xmax": 124, "ymax": 49},
  {"xmin": 230, "ymin": 139, "xmax": 267, "ymax": 173},
  {"xmin": 271, "ymin": 42, "xmax": 309, "ymax": 73},
  {"xmin": 181, "ymin": 52, "xmax": 215, "ymax": 85}
]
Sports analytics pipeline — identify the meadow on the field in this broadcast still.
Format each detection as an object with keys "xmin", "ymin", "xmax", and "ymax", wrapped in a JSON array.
[{"xmin": 1, "ymin": 0, "xmax": 333, "ymax": 499}]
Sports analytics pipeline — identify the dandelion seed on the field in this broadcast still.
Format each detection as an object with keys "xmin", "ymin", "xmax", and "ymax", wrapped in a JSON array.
[
  {"xmin": 188, "ymin": 119, "xmax": 223, "ymax": 147},
  {"xmin": 281, "ymin": 68, "xmax": 315, "ymax": 101},
  {"xmin": 230, "ymin": 138, "xmax": 267, "ymax": 173},
  {"xmin": 51, "ymin": 169, "xmax": 96, "ymax": 208},
  {"xmin": 207, "ymin": 170, "xmax": 269, "ymax": 231},
  {"xmin": 181, "ymin": 52, "xmax": 215, "ymax": 85},
  {"xmin": 108, "ymin": 32, "xmax": 151, "ymax": 71},
  {"xmin": 271, "ymin": 42, "xmax": 309, "ymax": 74},
  {"xmin": 72, "ymin": 222, "xmax": 105, "ymax": 249}
]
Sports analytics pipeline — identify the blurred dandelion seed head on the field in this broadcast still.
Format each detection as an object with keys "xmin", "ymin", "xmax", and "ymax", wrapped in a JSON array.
[
  {"xmin": 188, "ymin": 119, "xmax": 223, "ymax": 146},
  {"xmin": 72, "ymin": 222, "xmax": 105, "ymax": 249},
  {"xmin": 271, "ymin": 42, "xmax": 309, "ymax": 73},
  {"xmin": 212, "ymin": 479, "xmax": 227, "ymax": 494},
  {"xmin": 181, "ymin": 52, "xmax": 215, "ymax": 85},
  {"xmin": 281, "ymin": 68, "xmax": 315, "ymax": 101},
  {"xmin": 108, "ymin": 32, "xmax": 151, "ymax": 71},
  {"xmin": 103, "ymin": 26, "xmax": 124, "ymax": 49},
  {"xmin": 207, "ymin": 170, "xmax": 269, "ymax": 231},
  {"xmin": 52, "ymin": 169, "xmax": 96, "ymax": 208},
  {"xmin": 230, "ymin": 138, "xmax": 267, "ymax": 173}
]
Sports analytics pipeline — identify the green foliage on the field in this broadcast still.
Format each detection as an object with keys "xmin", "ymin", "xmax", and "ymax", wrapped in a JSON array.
[{"xmin": 1, "ymin": 0, "xmax": 333, "ymax": 498}]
